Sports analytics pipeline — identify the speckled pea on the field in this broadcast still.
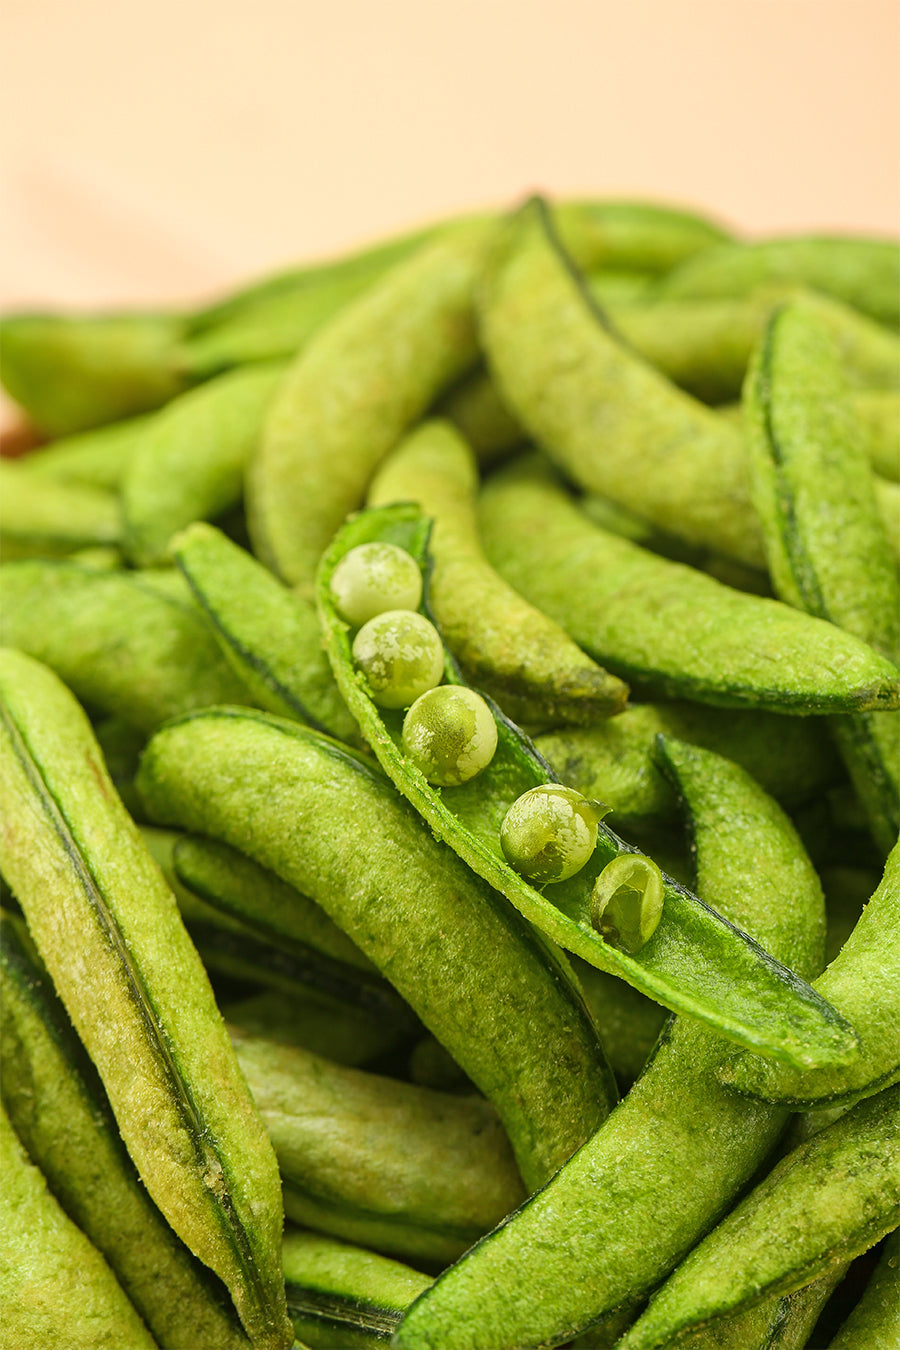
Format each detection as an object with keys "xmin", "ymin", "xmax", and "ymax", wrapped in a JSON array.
[
  {"xmin": 330, "ymin": 542, "xmax": 423, "ymax": 627},
  {"xmin": 352, "ymin": 610, "xmax": 445, "ymax": 709},
  {"xmin": 500, "ymin": 784, "xmax": 603, "ymax": 885},
  {"xmin": 401, "ymin": 686, "xmax": 498, "ymax": 786}
]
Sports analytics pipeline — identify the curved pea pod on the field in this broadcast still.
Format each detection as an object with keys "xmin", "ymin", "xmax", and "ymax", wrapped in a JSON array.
[
  {"xmin": 122, "ymin": 361, "xmax": 287, "ymax": 565},
  {"xmin": 172, "ymin": 521, "xmax": 358, "ymax": 741},
  {"xmin": 551, "ymin": 198, "xmax": 731, "ymax": 273},
  {"xmin": 12, "ymin": 410, "xmax": 154, "ymax": 489},
  {"xmin": 0, "ymin": 311, "xmax": 191, "ymax": 435},
  {"xmin": 247, "ymin": 220, "xmax": 493, "ymax": 596},
  {"xmin": 225, "ymin": 988, "xmax": 411, "ymax": 1070},
  {"xmin": 654, "ymin": 1269, "xmax": 846, "ymax": 1350},
  {"xmin": 721, "ymin": 840, "xmax": 900, "ymax": 1110},
  {"xmin": 0, "ymin": 558, "xmax": 253, "ymax": 734},
  {"xmin": 233, "ymin": 1029, "xmax": 527, "ymax": 1267},
  {"xmin": 367, "ymin": 419, "xmax": 628, "ymax": 723},
  {"xmin": 392, "ymin": 735, "xmax": 832, "ymax": 1350},
  {"xmin": 479, "ymin": 457, "xmax": 900, "ymax": 715},
  {"xmin": 852, "ymin": 389, "xmax": 900, "ymax": 480},
  {"xmin": 616, "ymin": 1083, "xmax": 900, "ymax": 1350},
  {"xmin": 0, "ymin": 650, "xmax": 293, "ymax": 1349},
  {"xmin": 535, "ymin": 701, "xmax": 842, "ymax": 829},
  {"xmin": 0, "ymin": 1100, "xmax": 159, "ymax": 1350},
  {"xmin": 319, "ymin": 502, "xmax": 856, "ymax": 1067},
  {"xmin": 0, "ymin": 460, "xmax": 121, "ymax": 559},
  {"xmin": 828, "ymin": 1228, "xmax": 899, "ymax": 1349},
  {"xmin": 744, "ymin": 302, "xmax": 900, "ymax": 854},
  {"xmin": 135, "ymin": 704, "xmax": 616, "ymax": 1193},
  {"xmin": 0, "ymin": 911, "xmax": 252, "ymax": 1350},
  {"xmin": 435, "ymin": 367, "xmax": 524, "ymax": 464},
  {"xmin": 658, "ymin": 233, "xmax": 900, "ymax": 328},
  {"xmin": 282, "ymin": 1228, "xmax": 431, "ymax": 1350}
]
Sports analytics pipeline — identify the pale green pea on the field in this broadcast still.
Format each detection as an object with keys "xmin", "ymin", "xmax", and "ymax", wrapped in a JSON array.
[
  {"xmin": 352, "ymin": 610, "xmax": 444, "ymax": 709},
  {"xmin": 401, "ymin": 685, "xmax": 498, "ymax": 786},
  {"xmin": 591, "ymin": 854, "xmax": 665, "ymax": 954},
  {"xmin": 330, "ymin": 542, "xmax": 423, "ymax": 627},
  {"xmin": 500, "ymin": 784, "xmax": 604, "ymax": 885}
]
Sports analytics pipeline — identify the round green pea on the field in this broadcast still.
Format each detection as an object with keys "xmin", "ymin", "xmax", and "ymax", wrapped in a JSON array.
[
  {"xmin": 330, "ymin": 542, "xmax": 423, "ymax": 627},
  {"xmin": 352, "ymin": 610, "xmax": 445, "ymax": 709},
  {"xmin": 500, "ymin": 784, "xmax": 602, "ymax": 885},
  {"xmin": 591, "ymin": 853, "xmax": 665, "ymax": 954},
  {"xmin": 402, "ymin": 686, "xmax": 498, "ymax": 786}
]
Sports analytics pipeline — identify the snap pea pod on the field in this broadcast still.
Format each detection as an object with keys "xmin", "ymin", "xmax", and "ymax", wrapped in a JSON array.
[
  {"xmin": 658, "ymin": 1269, "xmax": 847, "ymax": 1350},
  {"xmin": 282, "ymin": 1229, "xmax": 431, "ymax": 1349},
  {"xmin": 435, "ymin": 367, "xmax": 524, "ymax": 463},
  {"xmin": 224, "ymin": 989, "xmax": 411, "ymax": 1070},
  {"xmin": 392, "ymin": 737, "xmax": 830, "ymax": 1350},
  {"xmin": 367, "ymin": 419, "xmax": 628, "ymax": 723},
  {"xmin": 0, "ymin": 558, "xmax": 253, "ymax": 734},
  {"xmin": 479, "ymin": 457, "xmax": 900, "ymax": 715},
  {"xmin": 318, "ymin": 502, "xmax": 856, "ymax": 1065},
  {"xmin": 828, "ymin": 1228, "xmax": 899, "ymax": 1349},
  {"xmin": 0, "ymin": 650, "xmax": 293, "ymax": 1348},
  {"xmin": 573, "ymin": 958, "xmax": 667, "ymax": 1087},
  {"xmin": 0, "ymin": 460, "xmax": 121, "ymax": 559},
  {"xmin": 0, "ymin": 1098, "xmax": 159, "ymax": 1350},
  {"xmin": 721, "ymin": 840, "xmax": 900, "ymax": 1110},
  {"xmin": 247, "ymin": 220, "xmax": 493, "ymax": 595},
  {"xmin": 535, "ymin": 702, "xmax": 842, "ymax": 829},
  {"xmin": 123, "ymin": 361, "xmax": 287, "ymax": 566},
  {"xmin": 172, "ymin": 522, "xmax": 358, "ymax": 741},
  {"xmin": 135, "ymin": 704, "xmax": 616, "ymax": 1192},
  {"xmin": 658, "ymin": 234, "xmax": 900, "ymax": 328},
  {"xmin": 616, "ymin": 1083, "xmax": 900, "ymax": 1350},
  {"xmin": 851, "ymin": 389, "xmax": 900, "ymax": 480},
  {"xmin": 14, "ymin": 411, "xmax": 154, "ymax": 489},
  {"xmin": 743, "ymin": 302, "xmax": 900, "ymax": 854},
  {"xmin": 0, "ymin": 910, "xmax": 252, "ymax": 1350},
  {"xmin": 232, "ymin": 1029, "xmax": 526, "ymax": 1266}
]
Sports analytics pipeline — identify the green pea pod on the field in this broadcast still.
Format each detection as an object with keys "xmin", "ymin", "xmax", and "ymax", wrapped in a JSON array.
[
  {"xmin": 282, "ymin": 1228, "xmax": 431, "ymax": 1350},
  {"xmin": 659, "ymin": 1268, "xmax": 847, "ymax": 1350},
  {"xmin": 479, "ymin": 457, "xmax": 900, "ymax": 715},
  {"xmin": 135, "ymin": 704, "xmax": 616, "ymax": 1192},
  {"xmin": 247, "ymin": 220, "xmax": 493, "ymax": 595},
  {"xmin": 20, "ymin": 412, "xmax": 155, "ymax": 489},
  {"xmin": 574, "ymin": 958, "xmax": 667, "ymax": 1087},
  {"xmin": 172, "ymin": 522, "xmax": 358, "ymax": 741},
  {"xmin": 392, "ymin": 736, "xmax": 830, "ymax": 1350},
  {"xmin": 0, "ymin": 558, "xmax": 253, "ymax": 734},
  {"xmin": 0, "ymin": 1099, "xmax": 159, "ymax": 1350},
  {"xmin": 658, "ymin": 233, "xmax": 900, "ymax": 328},
  {"xmin": 225, "ymin": 989, "xmax": 410, "ymax": 1070},
  {"xmin": 851, "ymin": 389, "xmax": 900, "ymax": 480},
  {"xmin": 233, "ymin": 1029, "xmax": 526, "ymax": 1266},
  {"xmin": 367, "ymin": 419, "xmax": 628, "ymax": 723},
  {"xmin": 318, "ymin": 501, "xmax": 856, "ymax": 1066},
  {"xmin": 550, "ymin": 198, "xmax": 731, "ymax": 273},
  {"xmin": 436, "ymin": 367, "xmax": 526, "ymax": 463},
  {"xmin": 0, "ymin": 911, "xmax": 252, "ymax": 1350},
  {"xmin": 743, "ymin": 301, "xmax": 900, "ymax": 853},
  {"xmin": 616, "ymin": 1084, "xmax": 900, "ymax": 1350},
  {"xmin": 122, "ymin": 361, "xmax": 287, "ymax": 566},
  {"xmin": 0, "ymin": 650, "xmax": 293, "ymax": 1349},
  {"xmin": 0, "ymin": 460, "xmax": 121, "ymax": 559},
  {"xmin": 828, "ymin": 1228, "xmax": 899, "ymax": 1349}
]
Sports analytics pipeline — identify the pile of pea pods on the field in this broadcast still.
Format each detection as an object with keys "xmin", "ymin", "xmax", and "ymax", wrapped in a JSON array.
[{"xmin": 1, "ymin": 193, "xmax": 899, "ymax": 1350}]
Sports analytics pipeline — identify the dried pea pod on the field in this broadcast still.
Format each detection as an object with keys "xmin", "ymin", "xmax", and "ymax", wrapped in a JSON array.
[
  {"xmin": 19, "ymin": 411, "xmax": 154, "ymax": 489},
  {"xmin": 0, "ymin": 911, "xmax": 252, "ymax": 1350},
  {"xmin": 828, "ymin": 1228, "xmax": 899, "ymax": 1349},
  {"xmin": 0, "ymin": 558, "xmax": 253, "ymax": 734},
  {"xmin": 617, "ymin": 1084, "xmax": 900, "ymax": 1350},
  {"xmin": 367, "ymin": 419, "xmax": 628, "ymax": 723},
  {"xmin": 0, "ymin": 1099, "xmax": 159, "ymax": 1350},
  {"xmin": 135, "ymin": 704, "xmax": 616, "ymax": 1192},
  {"xmin": 225, "ymin": 989, "xmax": 410, "ymax": 1070},
  {"xmin": 851, "ymin": 389, "xmax": 900, "ymax": 480},
  {"xmin": 0, "ymin": 460, "xmax": 121, "ymax": 559},
  {"xmin": 232, "ymin": 1029, "xmax": 526, "ymax": 1266},
  {"xmin": 479, "ymin": 457, "xmax": 900, "ymax": 715},
  {"xmin": 0, "ymin": 650, "xmax": 293, "ymax": 1348}
]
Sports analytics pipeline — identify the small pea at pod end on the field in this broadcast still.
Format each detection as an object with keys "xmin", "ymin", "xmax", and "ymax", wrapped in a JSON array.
[
  {"xmin": 500, "ymin": 784, "xmax": 608, "ymax": 885},
  {"xmin": 352, "ymin": 609, "xmax": 445, "ymax": 709},
  {"xmin": 402, "ymin": 685, "xmax": 498, "ymax": 785},
  {"xmin": 330, "ymin": 541, "xmax": 423, "ymax": 627},
  {"xmin": 591, "ymin": 853, "xmax": 665, "ymax": 954}
]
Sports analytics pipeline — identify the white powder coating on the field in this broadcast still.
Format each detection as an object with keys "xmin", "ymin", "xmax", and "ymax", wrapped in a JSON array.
[
  {"xmin": 500, "ymin": 784, "xmax": 599, "ymax": 884},
  {"xmin": 352, "ymin": 610, "xmax": 445, "ymax": 708},
  {"xmin": 330, "ymin": 542, "xmax": 423, "ymax": 627},
  {"xmin": 402, "ymin": 686, "xmax": 498, "ymax": 785}
]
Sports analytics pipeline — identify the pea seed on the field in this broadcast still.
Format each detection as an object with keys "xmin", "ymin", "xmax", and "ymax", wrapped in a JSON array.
[
  {"xmin": 500, "ymin": 784, "xmax": 605, "ymax": 885},
  {"xmin": 401, "ymin": 685, "xmax": 498, "ymax": 785},
  {"xmin": 330, "ymin": 541, "xmax": 423, "ymax": 627},
  {"xmin": 351, "ymin": 610, "xmax": 445, "ymax": 709},
  {"xmin": 591, "ymin": 854, "xmax": 665, "ymax": 953}
]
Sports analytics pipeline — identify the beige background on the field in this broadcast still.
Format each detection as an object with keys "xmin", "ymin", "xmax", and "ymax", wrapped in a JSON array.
[{"xmin": 1, "ymin": 0, "xmax": 898, "ymax": 317}]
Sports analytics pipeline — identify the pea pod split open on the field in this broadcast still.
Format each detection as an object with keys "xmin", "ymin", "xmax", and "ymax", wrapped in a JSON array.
[{"xmin": 317, "ymin": 502, "xmax": 857, "ymax": 1068}]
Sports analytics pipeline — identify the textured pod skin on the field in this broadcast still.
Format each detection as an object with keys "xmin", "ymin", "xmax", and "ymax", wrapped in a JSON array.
[
  {"xmin": 392, "ymin": 739, "xmax": 829, "ymax": 1350},
  {"xmin": 0, "ymin": 461, "xmax": 121, "ymax": 559},
  {"xmin": 617, "ymin": 1084, "xmax": 900, "ymax": 1350},
  {"xmin": 12, "ymin": 412, "xmax": 154, "ymax": 489},
  {"xmin": 136, "ymin": 706, "xmax": 613, "ymax": 1193},
  {"xmin": 828, "ymin": 1228, "xmax": 900, "ymax": 1350},
  {"xmin": 0, "ymin": 912, "xmax": 251, "ymax": 1350},
  {"xmin": 0, "ymin": 651, "xmax": 292, "ymax": 1349},
  {"xmin": 367, "ymin": 419, "xmax": 627, "ymax": 723},
  {"xmin": 0, "ymin": 1101, "xmax": 159, "ymax": 1350}
]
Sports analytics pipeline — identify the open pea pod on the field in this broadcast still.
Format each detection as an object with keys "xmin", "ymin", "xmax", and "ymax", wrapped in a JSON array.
[{"xmin": 317, "ymin": 503, "xmax": 857, "ymax": 1069}]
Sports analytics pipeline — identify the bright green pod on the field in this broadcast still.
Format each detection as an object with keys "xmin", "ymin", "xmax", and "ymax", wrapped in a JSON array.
[
  {"xmin": 392, "ymin": 738, "xmax": 830, "ymax": 1350},
  {"xmin": 535, "ymin": 701, "xmax": 842, "ymax": 829},
  {"xmin": 224, "ymin": 988, "xmax": 410, "ymax": 1070},
  {"xmin": 479, "ymin": 456, "xmax": 900, "ymax": 715},
  {"xmin": 367, "ymin": 419, "xmax": 628, "ymax": 723},
  {"xmin": 617, "ymin": 1084, "xmax": 900, "ymax": 1350},
  {"xmin": 0, "ymin": 1099, "xmax": 158, "ymax": 1350},
  {"xmin": 282, "ymin": 1228, "xmax": 431, "ymax": 1350},
  {"xmin": 232, "ymin": 1029, "xmax": 526, "ymax": 1266},
  {"xmin": 0, "ymin": 650, "xmax": 293, "ymax": 1348},
  {"xmin": 828, "ymin": 1228, "xmax": 899, "ymax": 1349},
  {"xmin": 247, "ymin": 220, "xmax": 493, "ymax": 595},
  {"xmin": 135, "ymin": 704, "xmax": 616, "ymax": 1193},
  {"xmin": 0, "ymin": 911, "xmax": 252, "ymax": 1350},
  {"xmin": 319, "ymin": 502, "xmax": 857, "ymax": 1067},
  {"xmin": 744, "ymin": 302, "xmax": 900, "ymax": 854},
  {"xmin": 721, "ymin": 840, "xmax": 900, "ymax": 1110},
  {"xmin": 0, "ymin": 558, "xmax": 253, "ymax": 734},
  {"xmin": 551, "ymin": 198, "xmax": 731, "ymax": 274},
  {"xmin": 652, "ymin": 1269, "xmax": 846, "ymax": 1350},
  {"xmin": 122, "ymin": 361, "xmax": 286, "ymax": 566},
  {"xmin": 0, "ymin": 460, "xmax": 121, "ymax": 559},
  {"xmin": 659, "ymin": 233, "xmax": 900, "ymax": 328},
  {"xmin": 17, "ymin": 411, "xmax": 154, "ymax": 489}
]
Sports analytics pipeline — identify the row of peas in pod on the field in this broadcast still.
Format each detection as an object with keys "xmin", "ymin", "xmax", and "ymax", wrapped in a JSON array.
[{"xmin": 333, "ymin": 540, "xmax": 664, "ymax": 951}]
